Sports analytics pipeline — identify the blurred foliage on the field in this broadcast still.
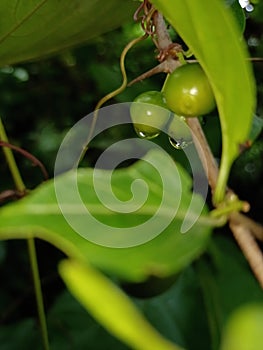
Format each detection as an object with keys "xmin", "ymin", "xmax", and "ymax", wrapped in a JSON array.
[
  {"xmin": 0, "ymin": 0, "xmax": 137, "ymax": 67},
  {"xmin": 0, "ymin": 3, "xmax": 263, "ymax": 350}
]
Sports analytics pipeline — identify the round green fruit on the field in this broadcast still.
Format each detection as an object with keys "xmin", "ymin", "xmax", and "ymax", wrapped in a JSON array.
[
  {"xmin": 130, "ymin": 91, "xmax": 171, "ymax": 139},
  {"xmin": 163, "ymin": 63, "xmax": 216, "ymax": 117}
]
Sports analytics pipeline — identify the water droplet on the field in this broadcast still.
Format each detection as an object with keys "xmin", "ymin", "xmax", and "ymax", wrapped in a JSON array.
[
  {"xmin": 246, "ymin": 4, "xmax": 254, "ymax": 12},
  {"xmin": 245, "ymin": 162, "xmax": 256, "ymax": 174},
  {"xmin": 168, "ymin": 115, "xmax": 193, "ymax": 149},
  {"xmin": 248, "ymin": 36, "xmax": 259, "ymax": 48},
  {"xmin": 135, "ymin": 128, "xmax": 160, "ymax": 140},
  {"xmin": 169, "ymin": 137, "xmax": 191, "ymax": 149}
]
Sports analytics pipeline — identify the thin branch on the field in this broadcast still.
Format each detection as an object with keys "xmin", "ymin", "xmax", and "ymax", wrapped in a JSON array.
[
  {"xmin": 128, "ymin": 10, "xmax": 182, "ymax": 87},
  {"xmin": 152, "ymin": 11, "xmax": 173, "ymax": 50},
  {"xmin": 231, "ymin": 212, "xmax": 263, "ymax": 242},
  {"xmin": 230, "ymin": 218, "xmax": 263, "ymax": 289},
  {"xmin": 186, "ymin": 118, "xmax": 219, "ymax": 191},
  {"xmin": 128, "ymin": 60, "xmax": 178, "ymax": 86},
  {"xmin": 0, "ymin": 140, "xmax": 49, "ymax": 181},
  {"xmin": 0, "ymin": 189, "xmax": 25, "ymax": 203}
]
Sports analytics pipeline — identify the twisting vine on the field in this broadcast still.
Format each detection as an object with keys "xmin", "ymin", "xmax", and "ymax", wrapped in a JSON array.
[{"xmin": 84, "ymin": 0, "xmax": 160, "ymax": 150}]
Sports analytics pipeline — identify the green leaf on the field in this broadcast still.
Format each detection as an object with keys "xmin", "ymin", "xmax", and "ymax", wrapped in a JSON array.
[
  {"xmin": 220, "ymin": 303, "xmax": 263, "ymax": 350},
  {"xmin": 225, "ymin": 0, "xmax": 246, "ymax": 32},
  {"xmin": 151, "ymin": 0, "xmax": 256, "ymax": 203},
  {"xmin": 48, "ymin": 270, "xmax": 210, "ymax": 350},
  {"xmin": 47, "ymin": 290, "xmax": 128, "ymax": 350},
  {"xmin": 0, "ymin": 150, "xmax": 213, "ymax": 282},
  {"xmin": 0, "ymin": 0, "xmax": 136, "ymax": 66},
  {"xmin": 59, "ymin": 259, "xmax": 183, "ymax": 350}
]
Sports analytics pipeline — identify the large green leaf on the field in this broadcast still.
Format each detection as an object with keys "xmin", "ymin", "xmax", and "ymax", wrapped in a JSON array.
[
  {"xmin": 47, "ymin": 290, "xmax": 128, "ymax": 350},
  {"xmin": 0, "ymin": 0, "xmax": 136, "ymax": 66},
  {"xmin": 47, "ymin": 270, "xmax": 210, "ymax": 350},
  {"xmin": 59, "ymin": 259, "xmax": 183, "ymax": 350},
  {"xmin": 0, "ymin": 149, "xmax": 213, "ymax": 282},
  {"xmin": 151, "ymin": 0, "xmax": 256, "ymax": 203}
]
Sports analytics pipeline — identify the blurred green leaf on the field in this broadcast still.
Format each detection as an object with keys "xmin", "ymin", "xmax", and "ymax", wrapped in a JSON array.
[
  {"xmin": 59, "ymin": 259, "xmax": 183, "ymax": 350},
  {"xmin": 48, "ymin": 270, "xmax": 211, "ymax": 350},
  {"xmin": 47, "ymin": 290, "xmax": 128, "ymax": 350},
  {"xmin": 196, "ymin": 234, "xmax": 263, "ymax": 350},
  {"xmin": 151, "ymin": 0, "xmax": 256, "ymax": 203},
  {"xmin": 0, "ymin": 150, "xmax": 212, "ymax": 282},
  {"xmin": 55, "ymin": 237, "xmax": 262, "ymax": 350},
  {"xmin": 0, "ymin": 0, "xmax": 136, "ymax": 66},
  {"xmin": 220, "ymin": 303, "xmax": 263, "ymax": 350}
]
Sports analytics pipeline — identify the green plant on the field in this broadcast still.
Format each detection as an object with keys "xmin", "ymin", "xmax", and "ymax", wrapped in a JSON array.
[
  {"xmin": 0, "ymin": 1, "xmax": 263, "ymax": 350},
  {"xmin": 220, "ymin": 303, "xmax": 263, "ymax": 350},
  {"xmin": 130, "ymin": 90, "xmax": 170, "ymax": 138},
  {"xmin": 163, "ymin": 63, "xmax": 216, "ymax": 117}
]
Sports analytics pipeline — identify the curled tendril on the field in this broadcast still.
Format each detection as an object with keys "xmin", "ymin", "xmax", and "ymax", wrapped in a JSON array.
[
  {"xmin": 133, "ymin": 0, "xmax": 157, "ymax": 36},
  {"xmin": 84, "ymin": 33, "xmax": 148, "ymax": 149},
  {"xmin": 83, "ymin": 0, "xmax": 157, "ymax": 155}
]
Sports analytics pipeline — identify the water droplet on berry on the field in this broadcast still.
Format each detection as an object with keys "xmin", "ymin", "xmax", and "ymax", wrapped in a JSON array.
[{"xmin": 134, "ymin": 128, "xmax": 160, "ymax": 139}]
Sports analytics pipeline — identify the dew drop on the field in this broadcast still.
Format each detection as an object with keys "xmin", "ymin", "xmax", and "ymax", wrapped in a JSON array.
[
  {"xmin": 135, "ymin": 128, "xmax": 160, "ymax": 140},
  {"xmin": 246, "ymin": 4, "xmax": 254, "ymax": 12},
  {"xmin": 169, "ymin": 137, "xmax": 191, "ymax": 150},
  {"xmin": 245, "ymin": 162, "xmax": 256, "ymax": 174}
]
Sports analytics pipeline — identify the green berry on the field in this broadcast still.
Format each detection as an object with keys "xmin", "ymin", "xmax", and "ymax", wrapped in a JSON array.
[
  {"xmin": 163, "ymin": 63, "xmax": 216, "ymax": 117},
  {"xmin": 130, "ymin": 91, "xmax": 171, "ymax": 139}
]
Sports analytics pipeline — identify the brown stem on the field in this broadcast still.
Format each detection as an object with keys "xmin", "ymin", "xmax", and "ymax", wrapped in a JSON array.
[
  {"xmin": 231, "ymin": 212, "xmax": 263, "ymax": 242},
  {"xmin": 0, "ymin": 189, "xmax": 25, "ymax": 203},
  {"xmin": 128, "ymin": 60, "xmax": 180, "ymax": 86},
  {"xmin": 230, "ymin": 218, "xmax": 263, "ymax": 289},
  {"xmin": 152, "ymin": 11, "xmax": 173, "ymax": 50},
  {"xmin": 128, "ymin": 62, "xmax": 167, "ymax": 86},
  {"xmin": 128, "ymin": 11, "xmax": 181, "ymax": 86},
  {"xmin": 186, "ymin": 118, "xmax": 219, "ymax": 191}
]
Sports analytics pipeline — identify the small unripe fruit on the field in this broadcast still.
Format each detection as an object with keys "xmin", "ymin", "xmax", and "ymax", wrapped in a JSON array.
[
  {"xmin": 163, "ymin": 63, "xmax": 216, "ymax": 117},
  {"xmin": 130, "ymin": 91, "xmax": 171, "ymax": 139}
]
